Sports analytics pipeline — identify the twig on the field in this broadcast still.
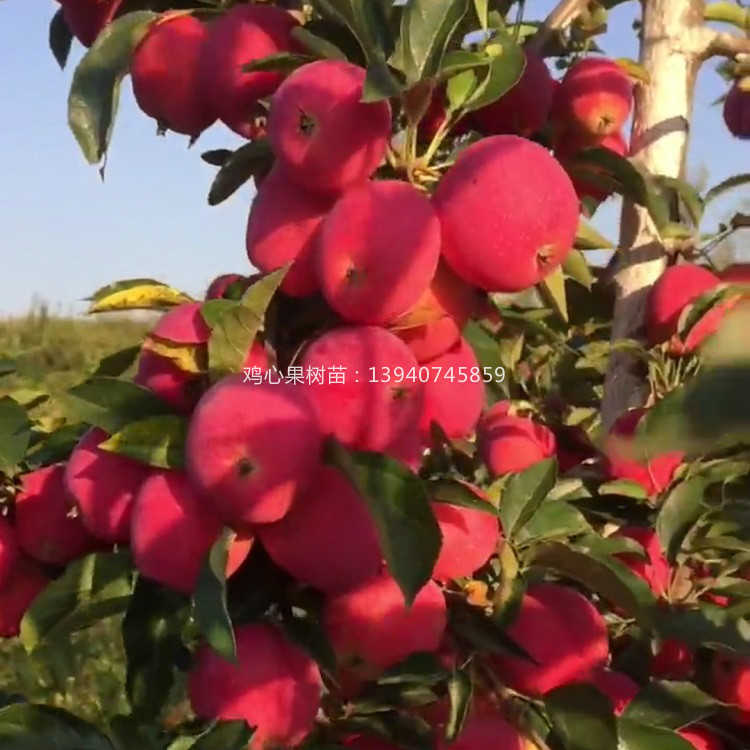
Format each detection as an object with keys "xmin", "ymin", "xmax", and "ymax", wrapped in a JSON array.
[{"xmin": 527, "ymin": 0, "xmax": 589, "ymax": 53}]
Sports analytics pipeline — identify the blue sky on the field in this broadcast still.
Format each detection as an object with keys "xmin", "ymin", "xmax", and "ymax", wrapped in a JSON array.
[{"xmin": 0, "ymin": 0, "xmax": 745, "ymax": 315}]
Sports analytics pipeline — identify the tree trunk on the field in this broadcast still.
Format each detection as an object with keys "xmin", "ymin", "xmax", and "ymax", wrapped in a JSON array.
[{"xmin": 601, "ymin": 0, "xmax": 705, "ymax": 431}]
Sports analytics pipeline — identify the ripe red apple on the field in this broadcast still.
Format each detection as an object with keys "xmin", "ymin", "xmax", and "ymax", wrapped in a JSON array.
[
  {"xmin": 646, "ymin": 264, "xmax": 722, "ymax": 350},
  {"xmin": 197, "ymin": 4, "xmax": 298, "ymax": 139},
  {"xmin": 603, "ymin": 408, "xmax": 684, "ymax": 496},
  {"xmin": 150, "ymin": 302, "xmax": 211, "ymax": 345},
  {"xmin": 133, "ymin": 349, "xmax": 204, "ymax": 415},
  {"xmin": 317, "ymin": 180, "xmax": 441, "ymax": 325},
  {"xmin": 720, "ymin": 263, "xmax": 750, "ymax": 286},
  {"xmin": 711, "ymin": 652, "xmax": 750, "ymax": 715},
  {"xmin": 15, "ymin": 464, "xmax": 99, "ymax": 566},
  {"xmin": 651, "ymin": 638, "xmax": 694, "ymax": 680},
  {"xmin": 130, "ymin": 14, "xmax": 215, "ymax": 137},
  {"xmin": 0, "ymin": 557, "xmax": 50, "ymax": 638},
  {"xmin": 723, "ymin": 81, "xmax": 750, "ymax": 139},
  {"xmin": 436, "ymin": 711, "xmax": 526, "ymax": 750},
  {"xmin": 392, "ymin": 261, "xmax": 478, "ymax": 363},
  {"xmin": 474, "ymin": 49, "xmax": 554, "ymax": 137},
  {"xmin": 186, "ymin": 377, "xmax": 322, "ymax": 528},
  {"xmin": 555, "ymin": 129, "xmax": 628, "ymax": 202},
  {"xmin": 65, "ymin": 427, "xmax": 153, "ymax": 544},
  {"xmin": 477, "ymin": 403, "xmax": 557, "ymax": 477},
  {"xmin": 433, "ymin": 135, "xmax": 579, "ymax": 292},
  {"xmin": 257, "ymin": 465, "xmax": 382, "ymax": 595},
  {"xmin": 556, "ymin": 57, "xmax": 633, "ymax": 137},
  {"xmin": 131, "ymin": 470, "xmax": 253, "ymax": 594},
  {"xmin": 430, "ymin": 485, "xmax": 501, "ymax": 582},
  {"xmin": 324, "ymin": 572, "xmax": 447, "ymax": 672},
  {"xmin": 59, "ymin": 0, "xmax": 122, "ymax": 47},
  {"xmin": 300, "ymin": 326, "xmax": 424, "ymax": 463},
  {"xmin": 419, "ymin": 338, "xmax": 485, "ymax": 441},
  {"xmin": 246, "ymin": 167, "xmax": 333, "ymax": 297},
  {"xmin": 679, "ymin": 726, "xmax": 725, "ymax": 750},
  {"xmin": 268, "ymin": 60, "xmax": 392, "ymax": 195},
  {"xmin": 189, "ymin": 622, "xmax": 322, "ymax": 750},
  {"xmin": 587, "ymin": 668, "xmax": 639, "ymax": 715},
  {"xmin": 491, "ymin": 583, "xmax": 609, "ymax": 696},
  {"xmin": 611, "ymin": 526, "xmax": 671, "ymax": 598},
  {"xmin": 0, "ymin": 518, "xmax": 19, "ymax": 591}
]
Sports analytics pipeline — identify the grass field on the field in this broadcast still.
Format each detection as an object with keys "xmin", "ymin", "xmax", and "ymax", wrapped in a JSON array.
[{"xmin": 0, "ymin": 306, "xmax": 150, "ymax": 724}]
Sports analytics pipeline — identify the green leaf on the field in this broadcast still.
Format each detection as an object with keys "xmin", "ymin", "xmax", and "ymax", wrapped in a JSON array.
[
  {"xmin": 291, "ymin": 26, "xmax": 347, "ymax": 60},
  {"xmin": 20, "ymin": 551, "xmax": 134, "ymax": 653},
  {"xmin": 183, "ymin": 721, "xmax": 255, "ymax": 750},
  {"xmin": 68, "ymin": 11, "xmax": 158, "ymax": 165},
  {"xmin": 575, "ymin": 148, "xmax": 670, "ymax": 231},
  {"xmin": 241, "ymin": 52, "xmax": 314, "ymax": 73},
  {"xmin": 99, "ymin": 415, "xmax": 188, "ymax": 470},
  {"xmin": 201, "ymin": 149, "xmax": 233, "ymax": 167},
  {"xmin": 440, "ymin": 49, "xmax": 491, "ymax": 77},
  {"xmin": 0, "ymin": 359, "xmax": 16, "ymax": 378},
  {"xmin": 64, "ymin": 377, "xmax": 175, "ymax": 434},
  {"xmin": 598, "ymin": 479, "xmax": 649, "ymax": 500},
  {"xmin": 653, "ymin": 176, "xmax": 704, "ymax": 226},
  {"xmin": 446, "ymin": 70, "xmax": 478, "ymax": 111},
  {"xmin": 26, "ymin": 423, "xmax": 87, "ymax": 468},
  {"xmin": 379, "ymin": 652, "xmax": 447, "ymax": 686},
  {"xmin": 537, "ymin": 267, "xmax": 569, "ymax": 323},
  {"xmin": 398, "ymin": 0, "xmax": 470, "ymax": 84},
  {"xmin": 93, "ymin": 345, "xmax": 141, "ymax": 377},
  {"xmin": 657, "ymin": 478, "xmax": 708, "ymax": 563},
  {"xmin": 545, "ymin": 684, "xmax": 618, "ymax": 750},
  {"xmin": 444, "ymin": 669, "xmax": 472, "ymax": 742},
  {"xmin": 704, "ymin": 2, "xmax": 750, "ymax": 30},
  {"xmin": 499, "ymin": 458, "xmax": 557, "ymax": 539},
  {"xmin": 0, "ymin": 704, "xmax": 114, "ymax": 750},
  {"xmin": 208, "ymin": 140, "xmax": 274, "ymax": 206},
  {"xmin": 123, "ymin": 576, "xmax": 190, "ymax": 718},
  {"xmin": 325, "ymin": 439, "xmax": 441, "ymax": 606},
  {"xmin": 86, "ymin": 278, "xmax": 192, "ymax": 313},
  {"xmin": 427, "ymin": 479, "xmax": 501, "ymax": 517},
  {"xmin": 618, "ymin": 719, "xmax": 695, "ymax": 750},
  {"xmin": 281, "ymin": 609, "xmax": 338, "ymax": 682},
  {"xmin": 363, "ymin": 59, "xmax": 405, "ymax": 102},
  {"xmin": 575, "ymin": 218, "xmax": 614, "ymax": 250},
  {"xmin": 462, "ymin": 28, "xmax": 525, "ymax": 112},
  {"xmin": 513, "ymin": 500, "xmax": 593, "ymax": 547},
  {"xmin": 529, "ymin": 541, "xmax": 657, "ymax": 624},
  {"xmin": 201, "ymin": 299, "xmax": 238, "ymax": 329},
  {"xmin": 207, "ymin": 267, "xmax": 287, "ymax": 382},
  {"xmin": 563, "ymin": 249, "xmax": 595, "ymax": 290},
  {"xmin": 194, "ymin": 530, "xmax": 237, "ymax": 662},
  {"xmin": 0, "ymin": 396, "xmax": 31, "ymax": 474},
  {"xmin": 473, "ymin": 0, "xmax": 489, "ymax": 27},
  {"xmin": 704, "ymin": 172, "xmax": 750, "ymax": 205},
  {"xmin": 622, "ymin": 680, "xmax": 724, "ymax": 730},
  {"xmin": 654, "ymin": 604, "xmax": 750, "ymax": 656},
  {"xmin": 49, "ymin": 8, "xmax": 73, "ymax": 70}
]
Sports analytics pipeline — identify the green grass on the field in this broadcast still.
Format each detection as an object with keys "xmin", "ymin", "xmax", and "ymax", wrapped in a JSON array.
[{"xmin": 0, "ymin": 307, "xmax": 150, "ymax": 724}]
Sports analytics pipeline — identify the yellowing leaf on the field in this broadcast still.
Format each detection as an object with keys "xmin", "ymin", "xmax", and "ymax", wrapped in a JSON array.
[
  {"xmin": 614, "ymin": 57, "xmax": 650, "ymax": 85},
  {"xmin": 87, "ymin": 279, "xmax": 193, "ymax": 314},
  {"xmin": 142, "ymin": 337, "xmax": 207, "ymax": 375}
]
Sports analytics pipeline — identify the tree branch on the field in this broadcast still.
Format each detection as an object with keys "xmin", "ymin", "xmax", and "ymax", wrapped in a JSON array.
[
  {"xmin": 527, "ymin": 0, "xmax": 590, "ymax": 53},
  {"xmin": 701, "ymin": 28, "xmax": 750, "ymax": 60}
]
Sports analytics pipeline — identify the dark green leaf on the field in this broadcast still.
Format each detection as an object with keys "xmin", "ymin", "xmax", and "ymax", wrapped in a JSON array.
[
  {"xmin": 529, "ymin": 541, "xmax": 657, "ymax": 624},
  {"xmin": 291, "ymin": 25, "xmax": 347, "ymax": 60},
  {"xmin": 325, "ymin": 439, "xmax": 441, "ymax": 606},
  {"xmin": 654, "ymin": 604, "xmax": 750, "ymax": 656},
  {"xmin": 427, "ymin": 479, "xmax": 501, "ymax": 516},
  {"xmin": 545, "ymin": 684, "xmax": 618, "ymax": 750},
  {"xmin": 49, "ymin": 8, "xmax": 73, "ymax": 70},
  {"xmin": 444, "ymin": 669, "xmax": 472, "ymax": 742},
  {"xmin": 123, "ymin": 577, "xmax": 190, "ymax": 718},
  {"xmin": 194, "ymin": 530, "xmax": 237, "ymax": 662},
  {"xmin": 186, "ymin": 721, "xmax": 255, "ymax": 750},
  {"xmin": 281, "ymin": 609, "xmax": 338, "ymax": 682},
  {"xmin": 64, "ymin": 377, "xmax": 174, "ymax": 434},
  {"xmin": 397, "ymin": 0, "xmax": 470, "ymax": 84},
  {"xmin": 618, "ymin": 719, "xmax": 695, "ymax": 750},
  {"xmin": 363, "ymin": 58, "xmax": 404, "ymax": 102},
  {"xmin": 26, "ymin": 423, "xmax": 87, "ymax": 468},
  {"xmin": 201, "ymin": 149, "xmax": 233, "ymax": 167},
  {"xmin": 622, "ymin": 680, "xmax": 724, "ymax": 730},
  {"xmin": 462, "ymin": 28, "xmax": 525, "ymax": 112},
  {"xmin": 379, "ymin": 652, "xmax": 447, "ymax": 686},
  {"xmin": 514, "ymin": 500, "xmax": 592, "ymax": 546},
  {"xmin": 99, "ymin": 415, "xmax": 187, "ymax": 469},
  {"xmin": 20, "ymin": 551, "xmax": 134, "ymax": 653},
  {"xmin": 0, "ymin": 704, "xmax": 114, "ymax": 750},
  {"xmin": 207, "ymin": 266, "xmax": 287, "ymax": 381},
  {"xmin": 208, "ymin": 140, "xmax": 274, "ymax": 206},
  {"xmin": 653, "ymin": 175, "xmax": 704, "ymax": 226},
  {"xmin": 68, "ymin": 11, "xmax": 158, "ymax": 165},
  {"xmin": 499, "ymin": 458, "xmax": 557, "ymax": 539},
  {"xmin": 704, "ymin": 172, "xmax": 750, "ymax": 205},
  {"xmin": 93, "ymin": 346, "xmax": 141, "ymax": 377},
  {"xmin": 657, "ymin": 478, "xmax": 707, "ymax": 563},
  {"xmin": 0, "ymin": 396, "xmax": 31, "ymax": 474},
  {"xmin": 241, "ymin": 52, "xmax": 314, "ymax": 73}
]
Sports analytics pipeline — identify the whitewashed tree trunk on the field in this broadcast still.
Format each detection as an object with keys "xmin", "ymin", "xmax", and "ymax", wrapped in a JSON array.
[{"xmin": 601, "ymin": 0, "xmax": 706, "ymax": 431}]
